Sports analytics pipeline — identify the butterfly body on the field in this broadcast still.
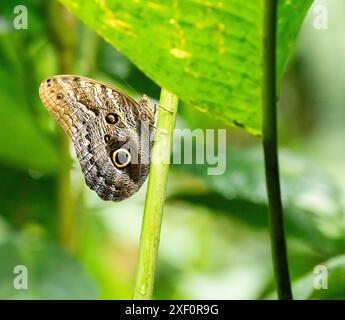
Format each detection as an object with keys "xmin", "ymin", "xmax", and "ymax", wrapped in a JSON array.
[{"xmin": 39, "ymin": 75, "xmax": 155, "ymax": 201}]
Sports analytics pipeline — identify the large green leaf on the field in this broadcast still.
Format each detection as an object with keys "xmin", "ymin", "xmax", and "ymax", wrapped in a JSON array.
[{"xmin": 59, "ymin": 0, "xmax": 313, "ymax": 134}]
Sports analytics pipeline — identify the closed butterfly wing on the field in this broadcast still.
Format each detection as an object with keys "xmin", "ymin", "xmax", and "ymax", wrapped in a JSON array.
[{"xmin": 39, "ymin": 75, "xmax": 156, "ymax": 201}]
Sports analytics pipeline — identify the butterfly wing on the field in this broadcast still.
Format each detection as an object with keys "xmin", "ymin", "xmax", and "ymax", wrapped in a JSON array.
[{"xmin": 39, "ymin": 75, "xmax": 155, "ymax": 201}]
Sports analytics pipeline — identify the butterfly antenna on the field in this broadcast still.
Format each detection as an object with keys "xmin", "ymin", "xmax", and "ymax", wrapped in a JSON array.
[
  {"xmin": 112, "ymin": 72, "xmax": 141, "ymax": 97},
  {"xmin": 158, "ymin": 104, "xmax": 174, "ymax": 114}
]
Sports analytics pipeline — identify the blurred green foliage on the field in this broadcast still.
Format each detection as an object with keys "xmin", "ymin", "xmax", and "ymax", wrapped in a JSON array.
[{"xmin": 0, "ymin": 0, "xmax": 344, "ymax": 300}]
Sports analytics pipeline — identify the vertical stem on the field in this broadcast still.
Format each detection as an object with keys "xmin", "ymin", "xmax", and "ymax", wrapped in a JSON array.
[
  {"xmin": 263, "ymin": 0, "xmax": 293, "ymax": 300},
  {"xmin": 77, "ymin": 26, "xmax": 99, "ymax": 76},
  {"xmin": 133, "ymin": 89, "xmax": 179, "ymax": 300},
  {"xmin": 57, "ymin": 132, "xmax": 75, "ymax": 252},
  {"xmin": 73, "ymin": 26, "xmax": 99, "ymax": 257},
  {"xmin": 46, "ymin": 0, "xmax": 77, "ymax": 254}
]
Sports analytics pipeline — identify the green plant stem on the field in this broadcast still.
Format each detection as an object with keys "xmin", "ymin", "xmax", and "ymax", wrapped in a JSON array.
[
  {"xmin": 262, "ymin": 0, "xmax": 293, "ymax": 300},
  {"xmin": 73, "ymin": 26, "xmax": 99, "ymax": 257},
  {"xmin": 77, "ymin": 25, "xmax": 99, "ymax": 76},
  {"xmin": 47, "ymin": 0, "xmax": 77, "ymax": 254},
  {"xmin": 57, "ymin": 132, "xmax": 74, "ymax": 251},
  {"xmin": 133, "ymin": 89, "xmax": 179, "ymax": 300}
]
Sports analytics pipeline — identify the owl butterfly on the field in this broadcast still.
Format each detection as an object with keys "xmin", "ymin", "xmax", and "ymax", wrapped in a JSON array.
[{"xmin": 39, "ymin": 75, "xmax": 156, "ymax": 201}]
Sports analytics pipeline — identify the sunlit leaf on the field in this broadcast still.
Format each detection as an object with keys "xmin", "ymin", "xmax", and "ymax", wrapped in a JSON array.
[{"xmin": 59, "ymin": 0, "xmax": 313, "ymax": 135}]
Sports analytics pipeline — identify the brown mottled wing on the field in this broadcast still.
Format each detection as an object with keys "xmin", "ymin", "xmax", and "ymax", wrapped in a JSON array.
[{"xmin": 39, "ymin": 75, "xmax": 155, "ymax": 201}]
